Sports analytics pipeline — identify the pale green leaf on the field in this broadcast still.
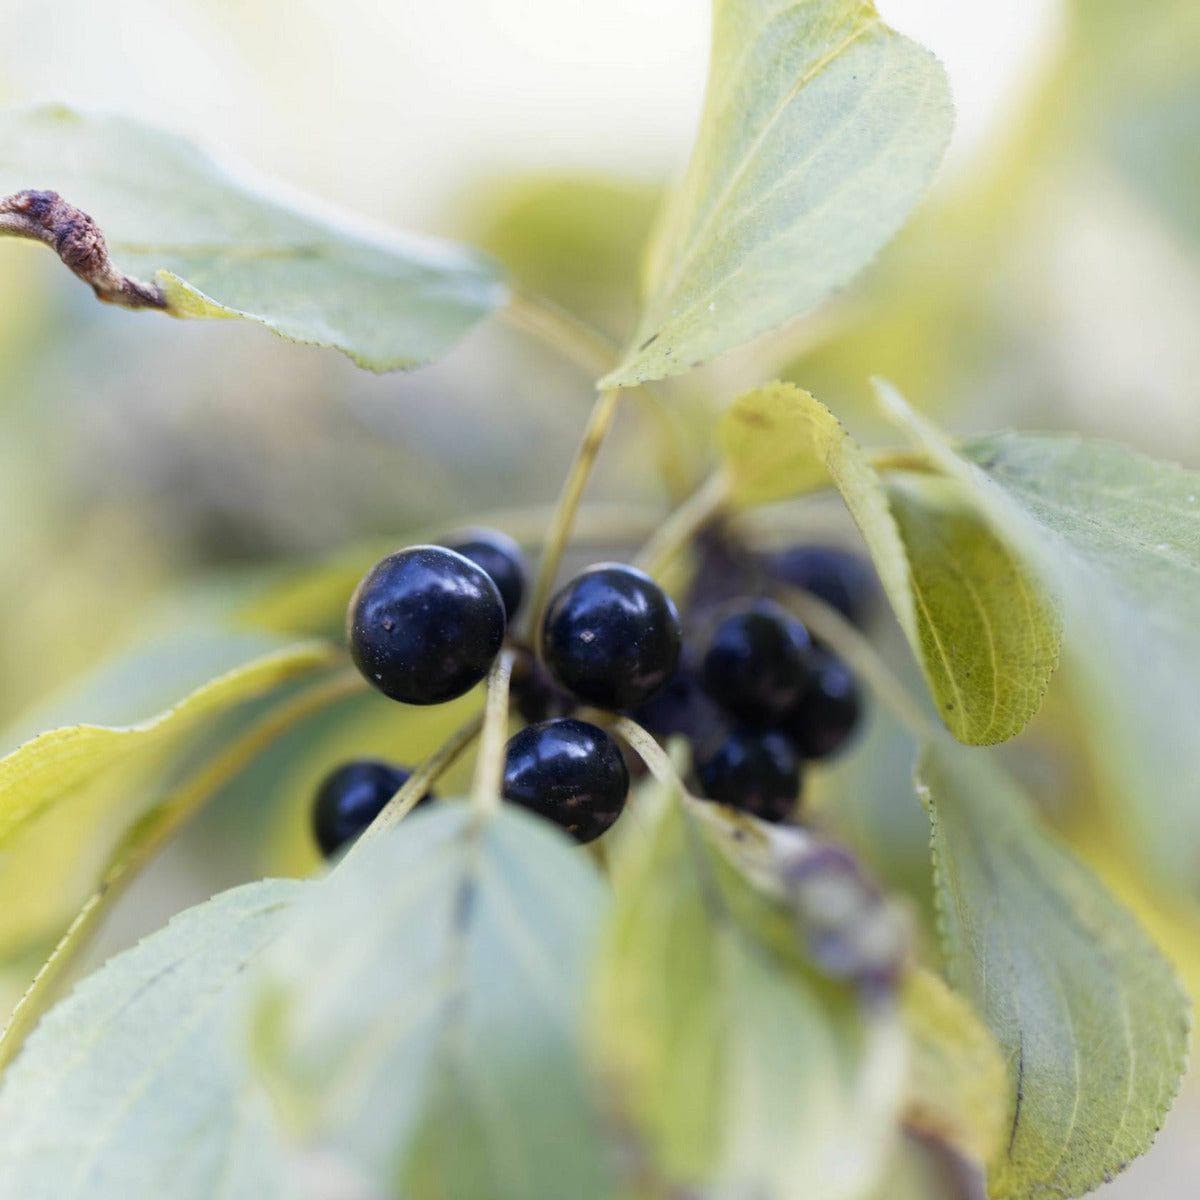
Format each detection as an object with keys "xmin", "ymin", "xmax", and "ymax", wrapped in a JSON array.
[
  {"xmin": 594, "ymin": 786, "xmax": 907, "ymax": 1198},
  {"xmin": 600, "ymin": 0, "xmax": 952, "ymax": 389},
  {"xmin": 0, "ymin": 881, "xmax": 301, "ymax": 1199},
  {"xmin": 901, "ymin": 967, "xmax": 1007, "ymax": 1168},
  {"xmin": 250, "ymin": 804, "xmax": 613, "ymax": 1200},
  {"xmin": 879, "ymin": 380, "xmax": 1200, "ymax": 896},
  {"xmin": 0, "ymin": 104, "xmax": 507, "ymax": 371},
  {"xmin": 917, "ymin": 740, "xmax": 1190, "ymax": 1199},
  {"xmin": 717, "ymin": 383, "xmax": 1061, "ymax": 744},
  {"xmin": 0, "ymin": 636, "xmax": 338, "ymax": 962}
]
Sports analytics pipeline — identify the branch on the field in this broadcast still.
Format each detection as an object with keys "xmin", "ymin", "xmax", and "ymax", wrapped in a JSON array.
[{"xmin": 0, "ymin": 189, "xmax": 166, "ymax": 309}]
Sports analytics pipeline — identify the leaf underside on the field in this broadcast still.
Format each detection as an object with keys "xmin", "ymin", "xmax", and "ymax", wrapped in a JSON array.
[
  {"xmin": 250, "ymin": 804, "xmax": 613, "ymax": 1199},
  {"xmin": 879, "ymin": 381, "xmax": 1200, "ymax": 897},
  {"xmin": 0, "ymin": 104, "xmax": 507, "ymax": 371},
  {"xmin": 917, "ymin": 741, "xmax": 1189, "ymax": 1200}
]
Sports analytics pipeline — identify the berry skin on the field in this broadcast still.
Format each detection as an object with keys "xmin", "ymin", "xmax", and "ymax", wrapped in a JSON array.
[
  {"xmin": 787, "ymin": 648, "xmax": 862, "ymax": 759},
  {"xmin": 762, "ymin": 544, "xmax": 877, "ymax": 628},
  {"xmin": 349, "ymin": 545, "xmax": 506, "ymax": 705},
  {"xmin": 502, "ymin": 718, "xmax": 629, "ymax": 843},
  {"xmin": 446, "ymin": 527, "xmax": 527, "ymax": 620},
  {"xmin": 695, "ymin": 729, "xmax": 802, "ymax": 824},
  {"xmin": 701, "ymin": 600, "xmax": 813, "ymax": 724},
  {"xmin": 312, "ymin": 760, "xmax": 430, "ymax": 857},
  {"xmin": 542, "ymin": 564, "xmax": 682, "ymax": 710}
]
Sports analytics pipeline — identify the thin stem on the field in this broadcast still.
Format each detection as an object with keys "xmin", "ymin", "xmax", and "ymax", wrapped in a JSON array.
[
  {"xmin": 0, "ymin": 666, "xmax": 367, "ymax": 1070},
  {"xmin": 345, "ymin": 710, "xmax": 485, "ymax": 861},
  {"xmin": 525, "ymin": 387, "xmax": 624, "ymax": 644},
  {"xmin": 503, "ymin": 291, "xmax": 616, "ymax": 379},
  {"xmin": 471, "ymin": 649, "xmax": 515, "ymax": 820},
  {"xmin": 775, "ymin": 585, "xmax": 935, "ymax": 739},
  {"xmin": 503, "ymin": 291, "xmax": 692, "ymax": 500},
  {"xmin": 609, "ymin": 715, "xmax": 692, "ymax": 795},
  {"xmin": 634, "ymin": 471, "xmax": 729, "ymax": 578}
]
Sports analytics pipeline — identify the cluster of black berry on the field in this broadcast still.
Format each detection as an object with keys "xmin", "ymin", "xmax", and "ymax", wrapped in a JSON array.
[{"xmin": 312, "ymin": 525, "xmax": 872, "ymax": 857}]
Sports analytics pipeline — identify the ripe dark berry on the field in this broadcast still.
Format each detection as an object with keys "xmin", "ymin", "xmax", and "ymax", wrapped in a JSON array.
[
  {"xmin": 631, "ymin": 666, "xmax": 725, "ymax": 749},
  {"xmin": 502, "ymin": 718, "xmax": 629, "ymax": 843},
  {"xmin": 312, "ymin": 760, "xmax": 431, "ymax": 857},
  {"xmin": 542, "ymin": 564, "xmax": 681, "ymax": 710},
  {"xmin": 349, "ymin": 545, "xmax": 506, "ymax": 705},
  {"xmin": 695, "ymin": 729, "xmax": 802, "ymax": 824},
  {"xmin": 787, "ymin": 649, "xmax": 862, "ymax": 759},
  {"xmin": 446, "ymin": 527, "xmax": 527, "ymax": 620},
  {"xmin": 762, "ymin": 544, "xmax": 877, "ymax": 628},
  {"xmin": 701, "ymin": 601, "xmax": 813, "ymax": 724}
]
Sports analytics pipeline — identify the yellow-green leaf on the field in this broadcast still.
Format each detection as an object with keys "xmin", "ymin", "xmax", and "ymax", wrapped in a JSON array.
[
  {"xmin": 717, "ymin": 382, "xmax": 1061, "ymax": 744},
  {"xmin": 0, "ymin": 636, "xmax": 338, "ymax": 963},
  {"xmin": 601, "ymin": 0, "xmax": 952, "ymax": 389},
  {"xmin": 878, "ymin": 380, "xmax": 1200, "ymax": 898},
  {"xmin": 901, "ymin": 967, "xmax": 1007, "ymax": 1168},
  {"xmin": 0, "ymin": 105, "xmax": 507, "ymax": 371},
  {"xmin": 917, "ymin": 741, "xmax": 1190, "ymax": 1199},
  {"xmin": 0, "ymin": 882, "xmax": 299, "ymax": 1198},
  {"xmin": 594, "ymin": 785, "xmax": 907, "ymax": 1197}
]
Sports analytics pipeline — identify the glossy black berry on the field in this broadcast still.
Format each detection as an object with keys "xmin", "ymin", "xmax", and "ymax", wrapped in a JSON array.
[
  {"xmin": 701, "ymin": 601, "xmax": 813, "ymax": 724},
  {"xmin": 762, "ymin": 544, "xmax": 878, "ymax": 628},
  {"xmin": 695, "ymin": 729, "xmax": 802, "ymax": 824},
  {"xmin": 446, "ymin": 527, "xmax": 527, "ymax": 620},
  {"xmin": 502, "ymin": 718, "xmax": 629, "ymax": 843},
  {"xmin": 787, "ymin": 648, "xmax": 862, "ymax": 759},
  {"xmin": 349, "ymin": 545, "xmax": 506, "ymax": 705},
  {"xmin": 542, "ymin": 564, "xmax": 682, "ymax": 710},
  {"xmin": 312, "ymin": 760, "xmax": 431, "ymax": 857},
  {"xmin": 631, "ymin": 666, "xmax": 725, "ymax": 750}
]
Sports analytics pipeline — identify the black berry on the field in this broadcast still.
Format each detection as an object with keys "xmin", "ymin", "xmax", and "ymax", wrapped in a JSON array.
[
  {"xmin": 312, "ymin": 760, "xmax": 431, "ymax": 857},
  {"xmin": 502, "ymin": 718, "xmax": 629, "ymax": 843},
  {"xmin": 542, "ymin": 564, "xmax": 681, "ymax": 710},
  {"xmin": 701, "ymin": 600, "xmax": 813, "ymax": 724},
  {"xmin": 762, "ymin": 544, "xmax": 877, "ymax": 628},
  {"xmin": 787, "ymin": 648, "xmax": 862, "ymax": 759},
  {"xmin": 695, "ymin": 729, "xmax": 802, "ymax": 824},
  {"xmin": 348, "ymin": 545, "xmax": 506, "ymax": 705},
  {"xmin": 446, "ymin": 527, "xmax": 527, "ymax": 620}
]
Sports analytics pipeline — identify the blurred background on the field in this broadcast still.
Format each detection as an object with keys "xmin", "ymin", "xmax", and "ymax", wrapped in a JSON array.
[{"xmin": 0, "ymin": 0, "xmax": 1197, "ymax": 1192}]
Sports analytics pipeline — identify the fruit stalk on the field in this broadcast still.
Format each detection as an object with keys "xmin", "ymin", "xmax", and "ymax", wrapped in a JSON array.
[
  {"xmin": 526, "ymin": 387, "xmax": 624, "ymax": 644},
  {"xmin": 471, "ymin": 647, "xmax": 516, "ymax": 819}
]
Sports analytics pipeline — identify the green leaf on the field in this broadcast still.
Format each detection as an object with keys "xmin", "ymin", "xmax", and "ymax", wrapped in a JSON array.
[
  {"xmin": 717, "ymin": 383, "xmax": 1061, "ymax": 744},
  {"xmin": 901, "ymin": 967, "xmax": 1006, "ymax": 1168},
  {"xmin": 594, "ymin": 786, "xmax": 907, "ymax": 1197},
  {"xmin": 0, "ymin": 104, "xmax": 507, "ymax": 371},
  {"xmin": 879, "ymin": 381, "xmax": 1200, "ymax": 896},
  {"xmin": 0, "ymin": 635, "xmax": 338, "ymax": 962},
  {"xmin": 0, "ymin": 881, "xmax": 301, "ymax": 1199},
  {"xmin": 916, "ymin": 740, "xmax": 1190, "ymax": 1199},
  {"xmin": 250, "ymin": 804, "xmax": 613, "ymax": 1199},
  {"xmin": 600, "ymin": 0, "xmax": 952, "ymax": 389}
]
